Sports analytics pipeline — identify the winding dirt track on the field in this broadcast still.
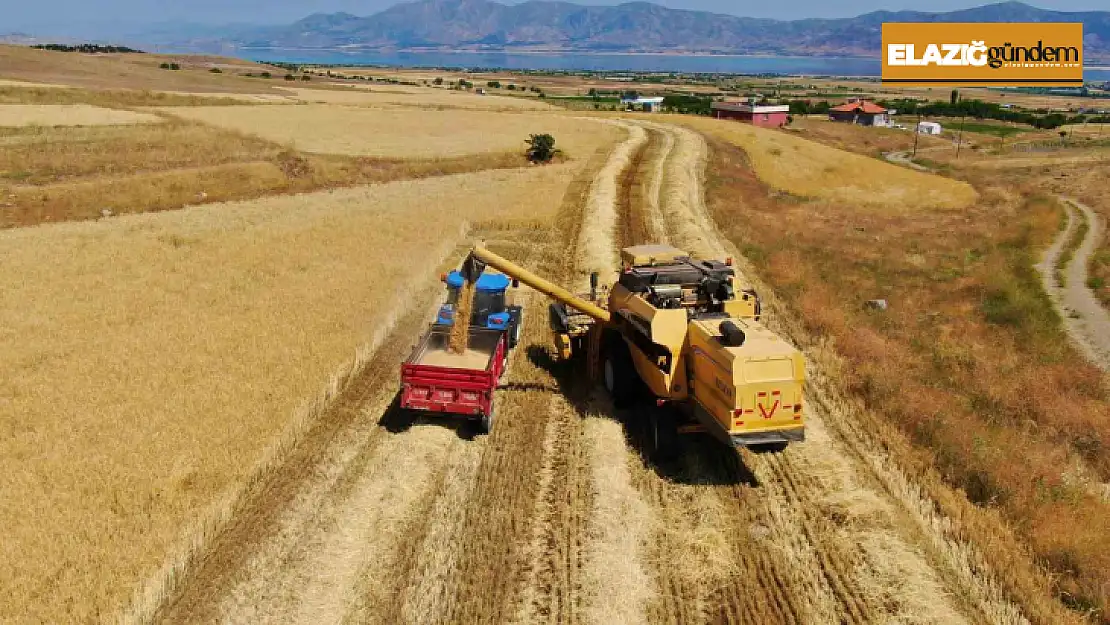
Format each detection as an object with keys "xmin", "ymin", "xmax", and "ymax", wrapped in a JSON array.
[
  {"xmin": 138, "ymin": 118, "xmax": 1041, "ymax": 625},
  {"xmin": 1037, "ymin": 198, "xmax": 1110, "ymax": 371}
]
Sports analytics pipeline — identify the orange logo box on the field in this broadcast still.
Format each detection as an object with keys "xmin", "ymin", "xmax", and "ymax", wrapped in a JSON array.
[{"xmin": 882, "ymin": 23, "xmax": 1083, "ymax": 86}]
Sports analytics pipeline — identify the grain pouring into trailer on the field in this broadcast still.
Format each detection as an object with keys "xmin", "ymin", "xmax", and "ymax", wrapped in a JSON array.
[
  {"xmin": 458, "ymin": 243, "xmax": 806, "ymax": 460},
  {"xmin": 397, "ymin": 265, "xmax": 522, "ymax": 434}
]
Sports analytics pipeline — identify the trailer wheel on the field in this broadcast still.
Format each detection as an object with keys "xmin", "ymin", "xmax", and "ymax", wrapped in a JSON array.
[
  {"xmin": 509, "ymin": 310, "xmax": 523, "ymax": 348},
  {"xmin": 480, "ymin": 406, "xmax": 495, "ymax": 435},
  {"xmin": 603, "ymin": 336, "xmax": 637, "ymax": 408},
  {"xmin": 647, "ymin": 408, "xmax": 679, "ymax": 463}
]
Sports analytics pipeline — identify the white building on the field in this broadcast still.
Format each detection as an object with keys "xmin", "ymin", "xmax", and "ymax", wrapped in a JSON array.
[
  {"xmin": 917, "ymin": 121, "xmax": 943, "ymax": 135},
  {"xmin": 620, "ymin": 96, "xmax": 665, "ymax": 112}
]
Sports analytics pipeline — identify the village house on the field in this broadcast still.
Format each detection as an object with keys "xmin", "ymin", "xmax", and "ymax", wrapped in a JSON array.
[
  {"xmin": 709, "ymin": 101, "xmax": 790, "ymax": 127},
  {"xmin": 828, "ymin": 100, "xmax": 891, "ymax": 127}
]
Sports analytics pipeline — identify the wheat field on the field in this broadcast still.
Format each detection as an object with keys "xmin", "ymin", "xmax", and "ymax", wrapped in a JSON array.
[
  {"xmin": 161, "ymin": 105, "xmax": 613, "ymax": 158},
  {"xmin": 0, "ymin": 163, "xmax": 583, "ymax": 623},
  {"xmin": 0, "ymin": 103, "xmax": 162, "ymax": 126},
  {"xmin": 673, "ymin": 115, "xmax": 978, "ymax": 211},
  {"xmin": 284, "ymin": 85, "xmax": 553, "ymax": 111}
]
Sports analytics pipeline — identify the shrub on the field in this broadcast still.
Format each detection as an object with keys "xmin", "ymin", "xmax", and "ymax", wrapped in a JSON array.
[
  {"xmin": 487, "ymin": 80, "xmax": 501, "ymax": 88},
  {"xmin": 169, "ymin": 63, "xmax": 180, "ymax": 70},
  {"xmin": 284, "ymin": 74, "xmax": 296, "ymax": 81},
  {"xmin": 506, "ymin": 84, "xmax": 517, "ymax": 91},
  {"xmin": 433, "ymin": 77, "xmax": 444, "ymax": 85},
  {"xmin": 525, "ymin": 133, "xmax": 558, "ymax": 163},
  {"xmin": 260, "ymin": 72, "xmax": 271, "ymax": 79},
  {"xmin": 209, "ymin": 67, "xmax": 222, "ymax": 73},
  {"xmin": 301, "ymin": 75, "xmax": 311, "ymax": 81},
  {"xmin": 159, "ymin": 63, "xmax": 169, "ymax": 69}
]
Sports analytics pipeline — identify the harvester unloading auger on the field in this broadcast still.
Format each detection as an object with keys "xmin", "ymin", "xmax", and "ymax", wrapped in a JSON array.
[{"xmin": 460, "ymin": 243, "xmax": 805, "ymax": 459}]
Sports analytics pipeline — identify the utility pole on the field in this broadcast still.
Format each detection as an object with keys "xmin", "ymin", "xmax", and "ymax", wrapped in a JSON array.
[
  {"xmin": 955, "ymin": 115, "xmax": 966, "ymax": 159},
  {"xmin": 912, "ymin": 113, "xmax": 921, "ymax": 157}
]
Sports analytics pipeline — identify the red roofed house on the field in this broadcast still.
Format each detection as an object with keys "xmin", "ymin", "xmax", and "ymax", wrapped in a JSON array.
[
  {"xmin": 710, "ymin": 101, "xmax": 790, "ymax": 128},
  {"xmin": 828, "ymin": 100, "xmax": 891, "ymax": 127}
]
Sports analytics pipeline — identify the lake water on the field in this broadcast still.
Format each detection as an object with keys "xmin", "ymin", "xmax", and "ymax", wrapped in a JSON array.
[
  {"xmin": 244, "ymin": 48, "xmax": 1110, "ymax": 80},
  {"xmin": 244, "ymin": 49, "xmax": 883, "ymax": 76}
]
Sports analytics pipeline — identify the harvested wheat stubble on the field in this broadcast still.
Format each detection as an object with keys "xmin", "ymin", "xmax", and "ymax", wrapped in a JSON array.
[
  {"xmin": 606, "ymin": 120, "xmax": 997, "ymax": 625},
  {"xmin": 575, "ymin": 119, "xmax": 648, "ymax": 284},
  {"xmin": 0, "ymin": 103, "xmax": 161, "ymax": 126},
  {"xmin": 449, "ymin": 282, "xmax": 476, "ymax": 353},
  {"xmin": 162, "ymin": 105, "xmax": 619, "ymax": 159},
  {"xmin": 1, "ymin": 164, "xmax": 578, "ymax": 624}
]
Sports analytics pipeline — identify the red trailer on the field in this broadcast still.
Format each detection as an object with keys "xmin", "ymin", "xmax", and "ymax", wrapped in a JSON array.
[{"xmin": 399, "ymin": 325, "xmax": 507, "ymax": 433}]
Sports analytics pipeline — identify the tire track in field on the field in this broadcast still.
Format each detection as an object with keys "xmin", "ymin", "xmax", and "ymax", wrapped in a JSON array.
[
  {"xmin": 619, "ymin": 121, "xmax": 982, "ymax": 625},
  {"xmin": 339, "ymin": 125, "xmax": 645, "ymax": 625}
]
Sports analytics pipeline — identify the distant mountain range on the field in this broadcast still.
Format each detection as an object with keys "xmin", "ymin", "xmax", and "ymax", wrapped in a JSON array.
[{"xmin": 106, "ymin": 1, "xmax": 1110, "ymax": 60}]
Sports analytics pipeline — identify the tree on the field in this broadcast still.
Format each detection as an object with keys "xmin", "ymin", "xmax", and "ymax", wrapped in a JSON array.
[
  {"xmin": 507, "ymin": 84, "xmax": 517, "ymax": 91},
  {"xmin": 159, "ymin": 63, "xmax": 169, "ymax": 69},
  {"xmin": 169, "ymin": 63, "xmax": 180, "ymax": 70},
  {"xmin": 950, "ymin": 89, "xmax": 960, "ymax": 105},
  {"xmin": 433, "ymin": 77, "xmax": 444, "ymax": 85},
  {"xmin": 487, "ymin": 80, "xmax": 501, "ymax": 88},
  {"xmin": 525, "ymin": 134, "xmax": 558, "ymax": 163}
]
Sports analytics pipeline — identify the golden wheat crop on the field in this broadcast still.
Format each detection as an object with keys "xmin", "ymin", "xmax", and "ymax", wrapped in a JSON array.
[
  {"xmin": 673, "ymin": 115, "xmax": 977, "ymax": 211},
  {"xmin": 0, "ymin": 162, "xmax": 582, "ymax": 623},
  {"xmin": 0, "ymin": 78, "xmax": 69, "ymax": 89},
  {"xmin": 284, "ymin": 85, "xmax": 553, "ymax": 111},
  {"xmin": 160, "ymin": 104, "xmax": 615, "ymax": 159},
  {"xmin": 0, "ymin": 103, "xmax": 162, "ymax": 126}
]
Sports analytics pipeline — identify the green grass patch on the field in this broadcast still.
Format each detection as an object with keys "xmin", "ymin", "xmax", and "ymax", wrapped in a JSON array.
[{"xmin": 954, "ymin": 122, "xmax": 1029, "ymax": 138}]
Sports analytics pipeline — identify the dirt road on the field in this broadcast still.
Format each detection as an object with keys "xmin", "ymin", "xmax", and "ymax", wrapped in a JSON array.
[
  {"xmin": 1037, "ymin": 198, "xmax": 1110, "ymax": 371},
  {"xmin": 131, "ymin": 119, "xmax": 1055, "ymax": 625}
]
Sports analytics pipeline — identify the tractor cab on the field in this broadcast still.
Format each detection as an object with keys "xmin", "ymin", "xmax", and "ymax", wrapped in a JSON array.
[{"xmin": 438, "ymin": 270, "xmax": 524, "ymax": 347}]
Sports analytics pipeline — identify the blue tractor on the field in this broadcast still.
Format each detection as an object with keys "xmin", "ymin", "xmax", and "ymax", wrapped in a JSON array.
[{"xmin": 437, "ymin": 270, "xmax": 524, "ymax": 348}]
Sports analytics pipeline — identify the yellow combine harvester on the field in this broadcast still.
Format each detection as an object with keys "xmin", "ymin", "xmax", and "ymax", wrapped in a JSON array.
[{"xmin": 460, "ymin": 243, "xmax": 805, "ymax": 460}]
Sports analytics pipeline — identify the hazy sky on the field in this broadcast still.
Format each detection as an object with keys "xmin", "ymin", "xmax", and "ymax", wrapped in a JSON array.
[{"xmin": 6, "ymin": 0, "xmax": 1106, "ymax": 34}]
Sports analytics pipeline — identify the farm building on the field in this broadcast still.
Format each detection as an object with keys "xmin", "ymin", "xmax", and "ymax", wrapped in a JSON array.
[
  {"xmin": 710, "ymin": 102, "xmax": 790, "ymax": 127},
  {"xmin": 620, "ymin": 96, "xmax": 665, "ymax": 112},
  {"xmin": 917, "ymin": 121, "xmax": 943, "ymax": 135},
  {"xmin": 828, "ymin": 100, "xmax": 891, "ymax": 127}
]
